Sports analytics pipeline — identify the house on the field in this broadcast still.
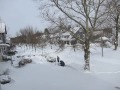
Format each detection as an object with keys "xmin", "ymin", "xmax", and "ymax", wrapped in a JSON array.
[
  {"xmin": 90, "ymin": 28, "xmax": 113, "ymax": 43},
  {"xmin": 59, "ymin": 31, "xmax": 74, "ymax": 45},
  {"xmin": 59, "ymin": 27, "xmax": 113, "ymax": 45},
  {"xmin": 102, "ymin": 28, "xmax": 112, "ymax": 38},
  {"xmin": 0, "ymin": 23, "xmax": 10, "ymax": 55},
  {"xmin": 58, "ymin": 27, "xmax": 84, "ymax": 45},
  {"xmin": 72, "ymin": 27, "xmax": 85, "ymax": 44}
]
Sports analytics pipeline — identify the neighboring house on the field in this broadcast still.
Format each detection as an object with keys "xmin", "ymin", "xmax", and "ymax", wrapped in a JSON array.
[
  {"xmin": 102, "ymin": 28, "xmax": 112, "ymax": 38},
  {"xmin": 59, "ymin": 31, "xmax": 74, "ymax": 45},
  {"xmin": 45, "ymin": 26, "xmax": 113, "ymax": 45},
  {"xmin": 58, "ymin": 27, "xmax": 84, "ymax": 45},
  {"xmin": 59, "ymin": 27, "xmax": 113, "ymax": 45},
  {"xmin": 72, "ymin": 27, "xmax": 85, "ymax": 44},
  {"xmin": 91, "ymin": 28, "xmax": 113, "ymax": 43},
  {"xmin": 0, "ymin": 23, "xmax": 10, "ymax": 55}
]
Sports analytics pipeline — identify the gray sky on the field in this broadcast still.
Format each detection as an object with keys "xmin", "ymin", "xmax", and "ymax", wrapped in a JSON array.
[{"xmin": 0, "ymin": 0, "xmax": 48, "ymax": 37}]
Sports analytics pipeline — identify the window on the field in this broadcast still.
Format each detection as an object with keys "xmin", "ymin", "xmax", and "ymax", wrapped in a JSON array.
[{"xmin": 64, "ymin": 35, "xmax": 69, "ymax": 38}]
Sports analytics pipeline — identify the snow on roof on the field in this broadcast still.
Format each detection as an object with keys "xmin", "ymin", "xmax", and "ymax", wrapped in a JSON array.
[
  {"xmin": 54, "ymin": 33, "xmax": 60, "ymax": 37},
  {"xmin": 0, "ymin": 23, "xmax": 6, "ymax": 33},
  {"xmin": 101, "ymin": 37, "xmax": 109, "ymax": 40},
  {"xmin": 93, "ymin": 31, "xmax": 103, "ymax": 36},
  {"xmin": 70, "ymin": 27, "xmax": 83, "ymax": 34},
  {"xmin": 0, "ymin": 44, "xmax": 10, "ymax": 47},
  {"xmin": 98, "ymin": 37, "xmax": 109, "ymax": 41},
  {"xmin": 62, "ymin": 31, "xmax": 71, "ymax": 36},
  {"xmin": 72, "ymin": 27, "xmax": 79, "ymax": 33}
]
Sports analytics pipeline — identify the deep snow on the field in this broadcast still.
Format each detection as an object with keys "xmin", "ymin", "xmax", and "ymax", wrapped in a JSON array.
[{"xmin": 0, "ymin": 45, "xmax": 120, "ymax": 90}]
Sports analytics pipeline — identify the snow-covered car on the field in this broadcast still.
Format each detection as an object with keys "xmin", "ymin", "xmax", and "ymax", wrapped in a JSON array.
[
  {"xmin": 2, "ymin": 55, "xmax": 12, "ymax": 61},
  {"xmin": 18, "ymin": 59, "xmax": 32, "ymax": 67},
  {"xmin": 47, "ymin": 57, "xmax": 56, "ymax": 63}
]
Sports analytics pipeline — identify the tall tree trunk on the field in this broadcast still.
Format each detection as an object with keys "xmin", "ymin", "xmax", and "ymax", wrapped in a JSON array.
[
  {"xmin": 84, "ymin": 1, "xmax": 90, "ymax": 71},
  {"xmin": 84, "ymin": 37, "xmax": 90, "ymax": 71},
  {"xmin": 114, "ymin": 15, "xmax": 119, "ymax": 50},
  {"xmin": 114, "ymin": 30, "xmax": 118, "ymax": 50}
]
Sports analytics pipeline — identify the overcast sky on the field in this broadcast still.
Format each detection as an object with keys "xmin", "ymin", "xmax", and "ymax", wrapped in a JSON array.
[{"xmin": 0, "ymin": 0, "xmax": 49, "ymax": 37}]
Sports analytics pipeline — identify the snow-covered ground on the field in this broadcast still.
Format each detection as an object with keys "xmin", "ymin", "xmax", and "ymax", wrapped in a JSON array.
[{"xmin": 0, "ymin": 44, "xmax": 120, "ymax": 90}]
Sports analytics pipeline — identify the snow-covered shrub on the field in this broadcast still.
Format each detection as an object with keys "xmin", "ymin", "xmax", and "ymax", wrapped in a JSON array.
[
  {"xmin": 18, "ymin": 59, "xmax": 32, "ymax": 67},
  {"xmin": 105, "ymin": 41, "xmax": 112, "ymax": 48},
  {"xmin": 0, "ymin": 76, "xmax": 11, "ymax": 84},
  {"xmin": 18, "ymin": 60, "xmax": 26, "ymax": 67},
  {"xmin": 100, "ymin": 41, "xmax": 112, "ymax": 48}
]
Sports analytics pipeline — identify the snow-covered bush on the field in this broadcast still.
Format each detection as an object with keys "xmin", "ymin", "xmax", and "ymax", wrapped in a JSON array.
[
  {"xmin": 18, "ymin": 59, "xmax": 32, "ymax": 67},
  {"xmin": 105, "ymin": 41, "xmax": 112, "ymax": 48},
  {"xmin": 2, "ymin": 55, "xmax": 12, "ymax": 61},
  {"xmin": 23, "ymin": 59, "xmax": 32, "ymax": 63},
  {"xmin": 0, "ymin": 76, "xmax": 11, "ymax": 84},
  {"xmin": 2, "ymin": 68, "xmax": 10, "ymax": 75}
]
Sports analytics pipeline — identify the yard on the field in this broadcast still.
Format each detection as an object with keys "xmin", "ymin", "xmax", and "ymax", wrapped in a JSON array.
[{"xmin": 0, "ymin": 44, "xmax": 120, "ymax": 90}]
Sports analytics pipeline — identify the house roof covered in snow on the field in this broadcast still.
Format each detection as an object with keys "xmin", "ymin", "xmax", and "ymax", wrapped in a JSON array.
[
  {"xmin": 0, "ymin": 23, "xmax": 6, "ymax": 34},
  {"xmin": 92, "ymin": 31, "xmax": 103, "ymax": 36},
  {"xmin": 70, "ymin": 27, "xmax": 83, "ymax": 34},
  {"xmin": 61, "ymin": 31, "xmax": 71, "ymax": 36},
  {"xmin": 0, "ymin": 44, "xmax": 10, "ymax": 47}
]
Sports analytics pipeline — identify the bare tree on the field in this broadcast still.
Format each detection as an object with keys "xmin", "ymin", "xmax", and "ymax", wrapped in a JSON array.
[
  {"xmin": 39, "ymin": 0, "xmax": 106, "ymax": 71},
  {"xmin": 15, "ymin": 26, "xmax": 38, "ymax": 47},
  {"xmin": 106, "ymin": 0, "xmax": 120, "ymax": 50}
]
